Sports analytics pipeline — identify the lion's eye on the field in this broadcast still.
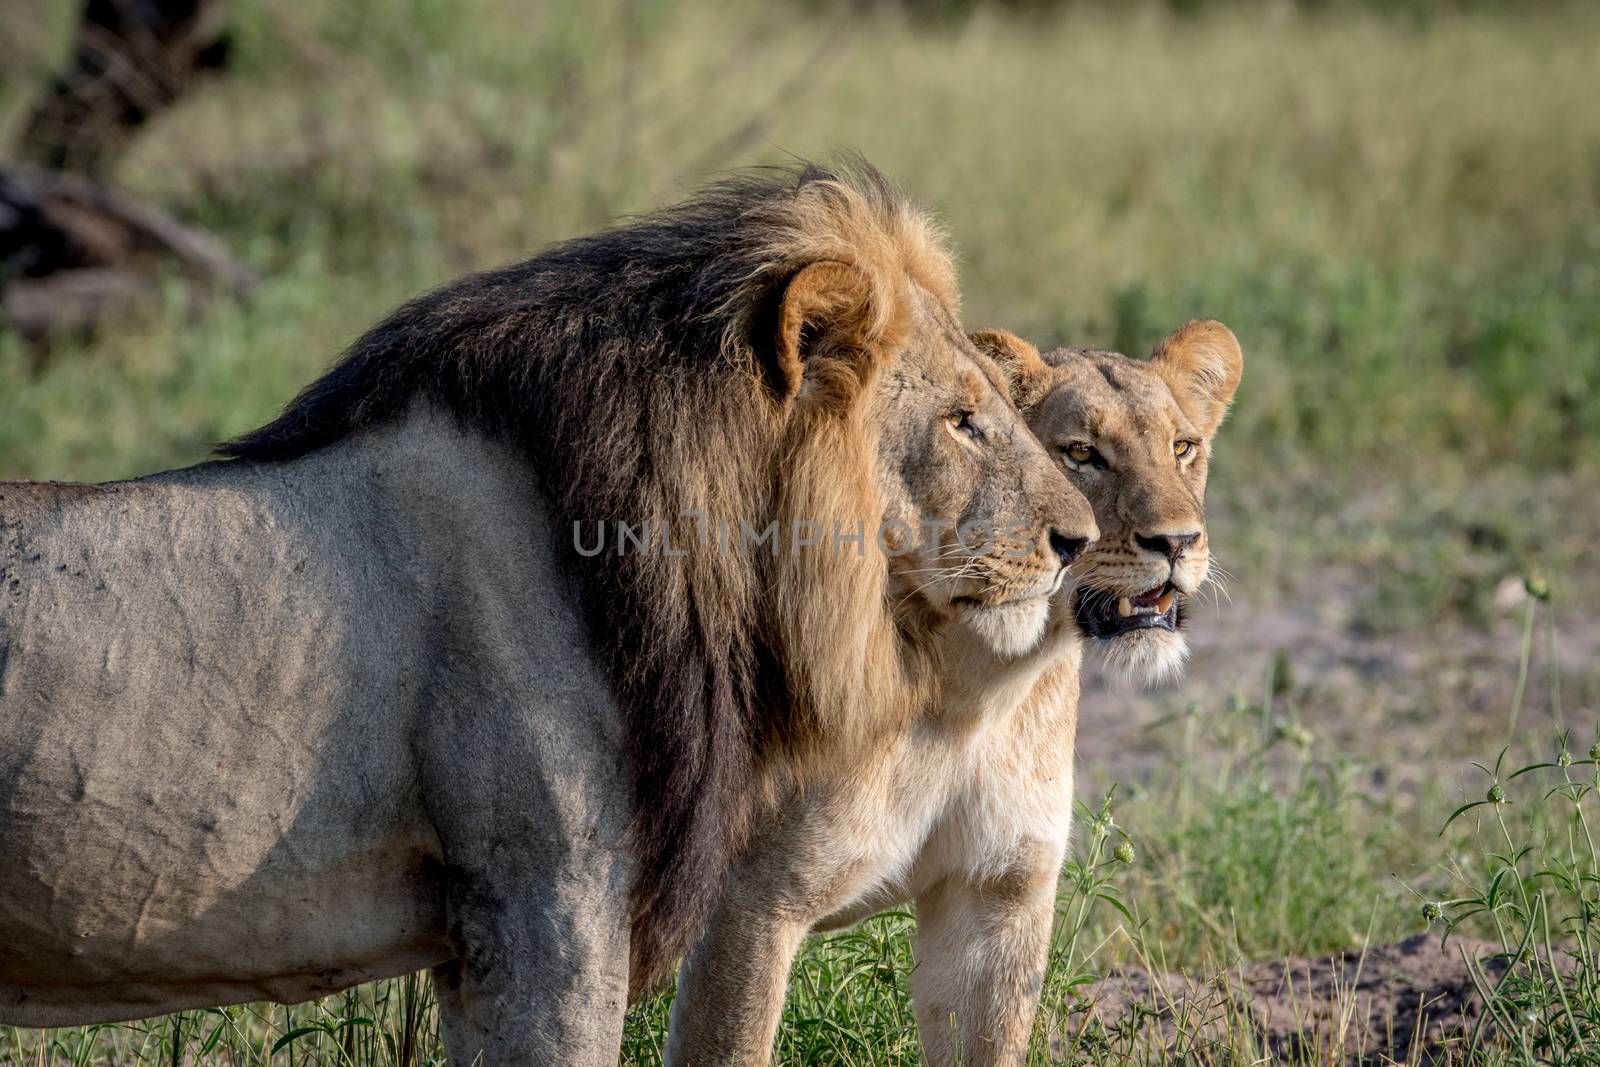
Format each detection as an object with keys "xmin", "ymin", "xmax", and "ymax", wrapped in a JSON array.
[
  {"xmin": 950, "ymin": 411, "xmax": 983, "ymax": 441},
  {"xmin": 1174, "ymin": 440, "xmax": 1196, "ymax": 459},
  {"xmin": 1065, "ymin": 442, "xmax": 1094, "ymax": 465}
]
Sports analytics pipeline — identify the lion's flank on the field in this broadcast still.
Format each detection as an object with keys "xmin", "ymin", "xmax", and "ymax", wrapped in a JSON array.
[{"xmin": 220, "ymin": 158, "xmax": 955, "ymax": 992}]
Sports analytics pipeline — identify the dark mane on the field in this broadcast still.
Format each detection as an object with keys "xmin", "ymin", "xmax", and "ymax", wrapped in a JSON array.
[
  {"xmin": 221, "ymin": 159, "xmax": 949, "ymax": 991},
  {"xmin": 222, "ymin": 163, "xmax": 869, "ymax": 463}
]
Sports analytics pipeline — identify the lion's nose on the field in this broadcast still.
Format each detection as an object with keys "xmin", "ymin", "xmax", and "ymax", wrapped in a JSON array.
[
  {"xmin": 1048, "ymin": 529, "xmax": 1090, "ymax": 567},
  {"xmin": 1135, "ymin": 531, "xmax": 1200, "ymax": 561}
]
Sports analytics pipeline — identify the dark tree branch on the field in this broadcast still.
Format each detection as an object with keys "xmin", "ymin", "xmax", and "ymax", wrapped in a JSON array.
[{"xmin": 16, "ymin": 0, "xmax": 232, "ymax": 179}]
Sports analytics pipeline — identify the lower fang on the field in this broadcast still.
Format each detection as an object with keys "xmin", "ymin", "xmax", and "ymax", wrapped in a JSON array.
[
  {"xmin": 1156, "ymin": 591, "xmax": 1175, "ymax": 613},
  {"xmin": 1118, "ymin": 596, "xmax": 1134, "ymax": 618}
]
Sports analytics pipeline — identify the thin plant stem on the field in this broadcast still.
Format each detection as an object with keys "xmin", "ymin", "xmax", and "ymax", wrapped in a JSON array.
[{"xmin": 1506, "ymin": 597, "xmax": 1537, "ymax": 743}]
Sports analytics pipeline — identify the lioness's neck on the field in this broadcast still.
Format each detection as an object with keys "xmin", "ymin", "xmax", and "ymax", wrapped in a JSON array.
[{"xmin": 930, "ymin": 614, "xmax": 1083, "ymax": 734}]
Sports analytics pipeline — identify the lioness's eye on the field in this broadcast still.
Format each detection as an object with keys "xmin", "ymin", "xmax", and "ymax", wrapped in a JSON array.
[
  {"xmin": 1065, "ymin": 442, "xmax": 1093, "ymax": 465},
  {"xmin": 1174, "ymin": 440, "xmax": 1196, "ymax": 459}
]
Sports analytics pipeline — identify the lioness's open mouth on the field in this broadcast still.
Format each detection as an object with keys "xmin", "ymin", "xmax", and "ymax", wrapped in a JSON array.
[{"xmin": 1075, "ymin": 582, "xmax": 1180, "ymax": 639}]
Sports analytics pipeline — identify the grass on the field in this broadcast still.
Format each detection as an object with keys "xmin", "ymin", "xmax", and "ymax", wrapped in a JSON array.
[{"xmin": 3, "ymin": 0, "xmax": 1598, "ymax": 1062}]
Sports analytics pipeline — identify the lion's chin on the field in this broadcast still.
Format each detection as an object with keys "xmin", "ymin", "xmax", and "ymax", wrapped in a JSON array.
[
  {"xmin": 1093, "ymin": 628, "xmax": 1190, "ymax": 689},
  {"xmin": 957, "ymin": 597, "xmax": 1051, "ymax": 660}
]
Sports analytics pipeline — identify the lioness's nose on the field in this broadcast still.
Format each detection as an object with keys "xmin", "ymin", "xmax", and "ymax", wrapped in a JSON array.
[
  {"xmin": 1049, "ymin": 529, "xmax": 1090, "ymax": 566},
  {"xmin": 1135, "ymin": 531, "xmax": 1200, "ymax": 561}
]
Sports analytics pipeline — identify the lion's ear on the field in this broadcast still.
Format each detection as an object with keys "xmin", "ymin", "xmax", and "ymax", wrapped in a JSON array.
[
  {"xmin": 969, "ymin": 328, "xmax": 1052, "ymax": 412},
  {"xmin": 1149, "ymin": 319, "xmax": 1243, "ymax": 438},
  {"xmin": 771, "ymin": 260, "xmax": 875, "ymax": 405}
]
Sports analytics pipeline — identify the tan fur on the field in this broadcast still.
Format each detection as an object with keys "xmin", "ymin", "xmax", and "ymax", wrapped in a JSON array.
[
  {"xmin": 667, "ymin": 322, "xmax": 1241, "ymax": 1067},
  {"xmin": 1039, "ymin": 320, "xmax": 1243, "ymax": 685},
  {"xmin": 761, "ymin": 261, "xmax": 1095, "ymax": 770},
  {"xmin": 1150, "ymin": 319, "xmax": 1245, "ymax": 438},
  {"xmin": 970, "ymin": 328, "xmax": 1054, "ymax": 411}
]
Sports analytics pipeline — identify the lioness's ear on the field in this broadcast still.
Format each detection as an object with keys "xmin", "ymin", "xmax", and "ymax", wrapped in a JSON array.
[
  {"xmin": 771, "ymin": 260, "xmax": 875, "ymax": 405},
  {"xmin": 969, "ymin": 329, "xmax": 1052, "ymax": 412},
  {"xmin": 1150, "ymin": 319, "xmax": 1243, "ymax": 437}
]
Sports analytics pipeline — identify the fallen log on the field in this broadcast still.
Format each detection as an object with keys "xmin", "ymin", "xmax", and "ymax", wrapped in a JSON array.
[{"xmin": 0, "ymin": 162, "xmax": 257, "ymax": 344}]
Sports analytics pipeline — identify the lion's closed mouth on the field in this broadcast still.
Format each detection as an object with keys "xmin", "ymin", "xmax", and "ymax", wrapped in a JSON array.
[
  {"xmin": 952, "ymin": 592, "xmax": 1045, "ymax": 608},
  {"xmin": 1075, "ymin": 582, "xmax": 1180, "ymax": 639}
]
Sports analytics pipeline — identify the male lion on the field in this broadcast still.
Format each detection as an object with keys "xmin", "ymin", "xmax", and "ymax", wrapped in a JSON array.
[
  {"xmin": 0, "ymin": 162, "xmax": 1097, "ymax": 1063},
  {"xmin": 668, "ymin": 321, "xmax": 1241, "ymax": 1067}
]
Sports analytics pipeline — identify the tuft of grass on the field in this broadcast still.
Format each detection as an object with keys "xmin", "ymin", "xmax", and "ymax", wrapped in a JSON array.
[
  {"xmin": 1, "ymin": 979, "xmax": 443, "ymax": 1067},
  {"xmin": 1109, "ymin": 702, "xmax": 1413, "ymax": 966},
  {"xmin": 1404, "ymin": 592, "xmax": 1600, "ymax": 1065}
]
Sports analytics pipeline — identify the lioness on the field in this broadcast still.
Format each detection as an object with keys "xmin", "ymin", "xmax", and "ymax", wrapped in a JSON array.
[
  {"xmin": 0, "ymin": 164, "xmax": 1097, "ymax": 1063},
  {"xmin": 668, "ymin": 320, "xmax": 1242, "ymax": 1067}
]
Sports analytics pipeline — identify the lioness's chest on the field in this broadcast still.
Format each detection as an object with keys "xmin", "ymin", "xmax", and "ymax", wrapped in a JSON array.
[{"xmin": 830, "ymin": 708, "xmax": 1076, "ymax": 911}]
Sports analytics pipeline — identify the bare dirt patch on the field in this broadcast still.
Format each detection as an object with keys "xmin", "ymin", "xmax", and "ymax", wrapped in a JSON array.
[
  {"xmin": 1076, "ymin": 567, "xmax": 1600, "ymax": 794},
  {"xmin": 1060, "ymin": 934, "xmax": 1514, "ymax": 1065}
]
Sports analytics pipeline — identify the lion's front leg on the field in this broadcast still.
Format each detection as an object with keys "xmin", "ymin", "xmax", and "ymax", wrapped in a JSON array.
[
  {"xmin": 420, "ymin": 671, "xmax": 634, "ymax": 1066},
  {"xmin": 664, "ymin": 884, "xmax": 812, "ymax": 1067},
  {"xmin": 665, "ymin": 790, "xmax": 884, "ymax": 1067},
  {"xmin": 428, "ymin": 851, "xmax": 632, "ymax": 1066},
  {"xmin": 911, "ymin": 840, "xmax": 1062, "ymax": 1067}
]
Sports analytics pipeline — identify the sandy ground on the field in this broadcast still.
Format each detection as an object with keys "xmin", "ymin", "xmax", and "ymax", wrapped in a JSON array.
[{"xmin": 1076, "ymin": 570, "xmax": 1600, "ymax": 794}]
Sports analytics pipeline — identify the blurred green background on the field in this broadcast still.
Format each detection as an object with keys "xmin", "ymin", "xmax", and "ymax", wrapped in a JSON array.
[{"xmin": 3, "ymin": 0, "xmax": 1597, "ymax": 629}]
